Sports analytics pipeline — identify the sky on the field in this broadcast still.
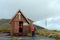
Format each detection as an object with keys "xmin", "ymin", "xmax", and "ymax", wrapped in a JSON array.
[
  {"xmin": 34, "ymin": 16, "xmax": 60, "ymax": 30},
  {"xmin": 0, "ymin": 0, "xmax": 60, "ymax": 30}
]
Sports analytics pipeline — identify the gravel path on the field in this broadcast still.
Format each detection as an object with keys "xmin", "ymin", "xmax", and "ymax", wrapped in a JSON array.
[
  {"xmin": 19, "ymin": 36, "xmax": 56, "ymax": 40},
  {"xmin": 0, "ymin": 36, "xmax": 56, "ymax": 40}
]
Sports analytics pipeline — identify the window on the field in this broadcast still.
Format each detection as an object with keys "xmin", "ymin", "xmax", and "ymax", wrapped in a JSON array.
[{"xmin": 23, "ymin": 22, "xmax": 29, "ymax": 26}]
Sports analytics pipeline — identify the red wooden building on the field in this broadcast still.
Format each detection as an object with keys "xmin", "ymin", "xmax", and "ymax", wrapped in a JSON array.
[{"xmin": 9, "ymin": 10, "xmax": 34, "ymax": 36}]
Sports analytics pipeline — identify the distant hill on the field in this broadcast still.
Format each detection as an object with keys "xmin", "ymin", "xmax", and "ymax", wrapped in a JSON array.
[
  {"xmin": 0, "ymin": 19, "xmax": 10, "ymax": 28},
  {"xmin": 34, "ymin": 25, "xmax": 45, "ymax": 29},
  {"xmin": 0, "ymin": 19, "xmax": 45, "ymax": 29},
  {"xmin": 28, "ymin": 18, "xmax": 45, "ymax": 29}
]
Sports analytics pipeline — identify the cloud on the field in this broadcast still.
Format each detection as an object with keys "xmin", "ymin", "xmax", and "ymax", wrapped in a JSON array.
[
  {"xmin": 0, "ymin": 0, "xmax": 60, "ymax": 21},
  {"xmin": 34, "ymin": 16, "xmax": 60, "ymax": 30}
]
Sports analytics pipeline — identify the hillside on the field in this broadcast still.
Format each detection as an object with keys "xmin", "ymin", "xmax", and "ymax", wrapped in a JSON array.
[
  {"xmin": 0, "ymin": 19, "xmax": 45, "ymax": 29},
  {"xmin": 28, "ymin": 18, "xmax": 45, "ymax": 29},
  {"xmin": 0, "ymin": 19, "xmax": 10, "ymax": 28}
]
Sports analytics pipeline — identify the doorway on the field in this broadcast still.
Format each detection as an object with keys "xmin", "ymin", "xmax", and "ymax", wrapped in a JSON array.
[{"xmin": 19, "ymin": 21, "xmax": 23, "ymax": 33}]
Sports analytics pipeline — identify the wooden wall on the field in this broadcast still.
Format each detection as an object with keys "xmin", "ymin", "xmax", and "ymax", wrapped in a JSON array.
[{"xmin": 10, "ymin": 13, "xmax": 31, "ymax": 36}]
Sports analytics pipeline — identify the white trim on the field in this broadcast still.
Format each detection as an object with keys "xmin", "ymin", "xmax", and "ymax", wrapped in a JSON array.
[
  {"xmin": 18, "ymin": 13, "xmax": 21, "ymax": 20},
  {"xmin": 23, "ymin": 22, "xmax": 29, "ymax": 26}
]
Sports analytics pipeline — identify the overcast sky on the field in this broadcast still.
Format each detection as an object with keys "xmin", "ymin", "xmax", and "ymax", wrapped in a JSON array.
[
  {"xmin": 1, "ymin": 0, "xmax": 60, "ymax": 30},
  {"xmin": 0, "ymin": 0, "xmax": 60, "ymax": 21}
]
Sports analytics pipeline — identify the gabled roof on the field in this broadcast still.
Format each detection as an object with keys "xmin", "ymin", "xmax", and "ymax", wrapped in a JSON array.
[
  {"xmin": 9, "ymin": 10, "xmax": 30, "ymax": 24},
  {"xmin": 28, "ymin": 18, "xmax": 33, "ymax": 22}
]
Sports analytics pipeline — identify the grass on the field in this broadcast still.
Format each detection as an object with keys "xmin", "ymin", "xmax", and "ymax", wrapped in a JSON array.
[
  {"xmin": 0, "ymin": 27, "xmax": 10, "ymax": 33},
  {"xmin": 9, "ymin": 37, "xmax": 19, "ymax": 40},
  {"xmin": 36, "ymin": 27, "xmax": 60, "ymax": 40}
]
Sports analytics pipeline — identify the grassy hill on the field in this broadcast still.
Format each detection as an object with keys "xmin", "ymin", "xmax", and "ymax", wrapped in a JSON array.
[
  {"xmin": 0, "ymin": 19, "xmax": 10, "ymax": 33},
  {"xmin": 0, "ymin": 19, "xmax": 10, "ymax": 27}
]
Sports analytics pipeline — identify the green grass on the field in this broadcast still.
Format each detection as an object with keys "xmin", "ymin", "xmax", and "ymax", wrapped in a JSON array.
[
  {"xmin": 9, "ymin": 37, "xmax": 19, "ymax": 40},
  {"xmin": 0, "ymin": 27, "xmax": 10, "ymax": 33},
  {"xmin": 36, "ymin": 27, "xmax": 60, "ymax": 40}
]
